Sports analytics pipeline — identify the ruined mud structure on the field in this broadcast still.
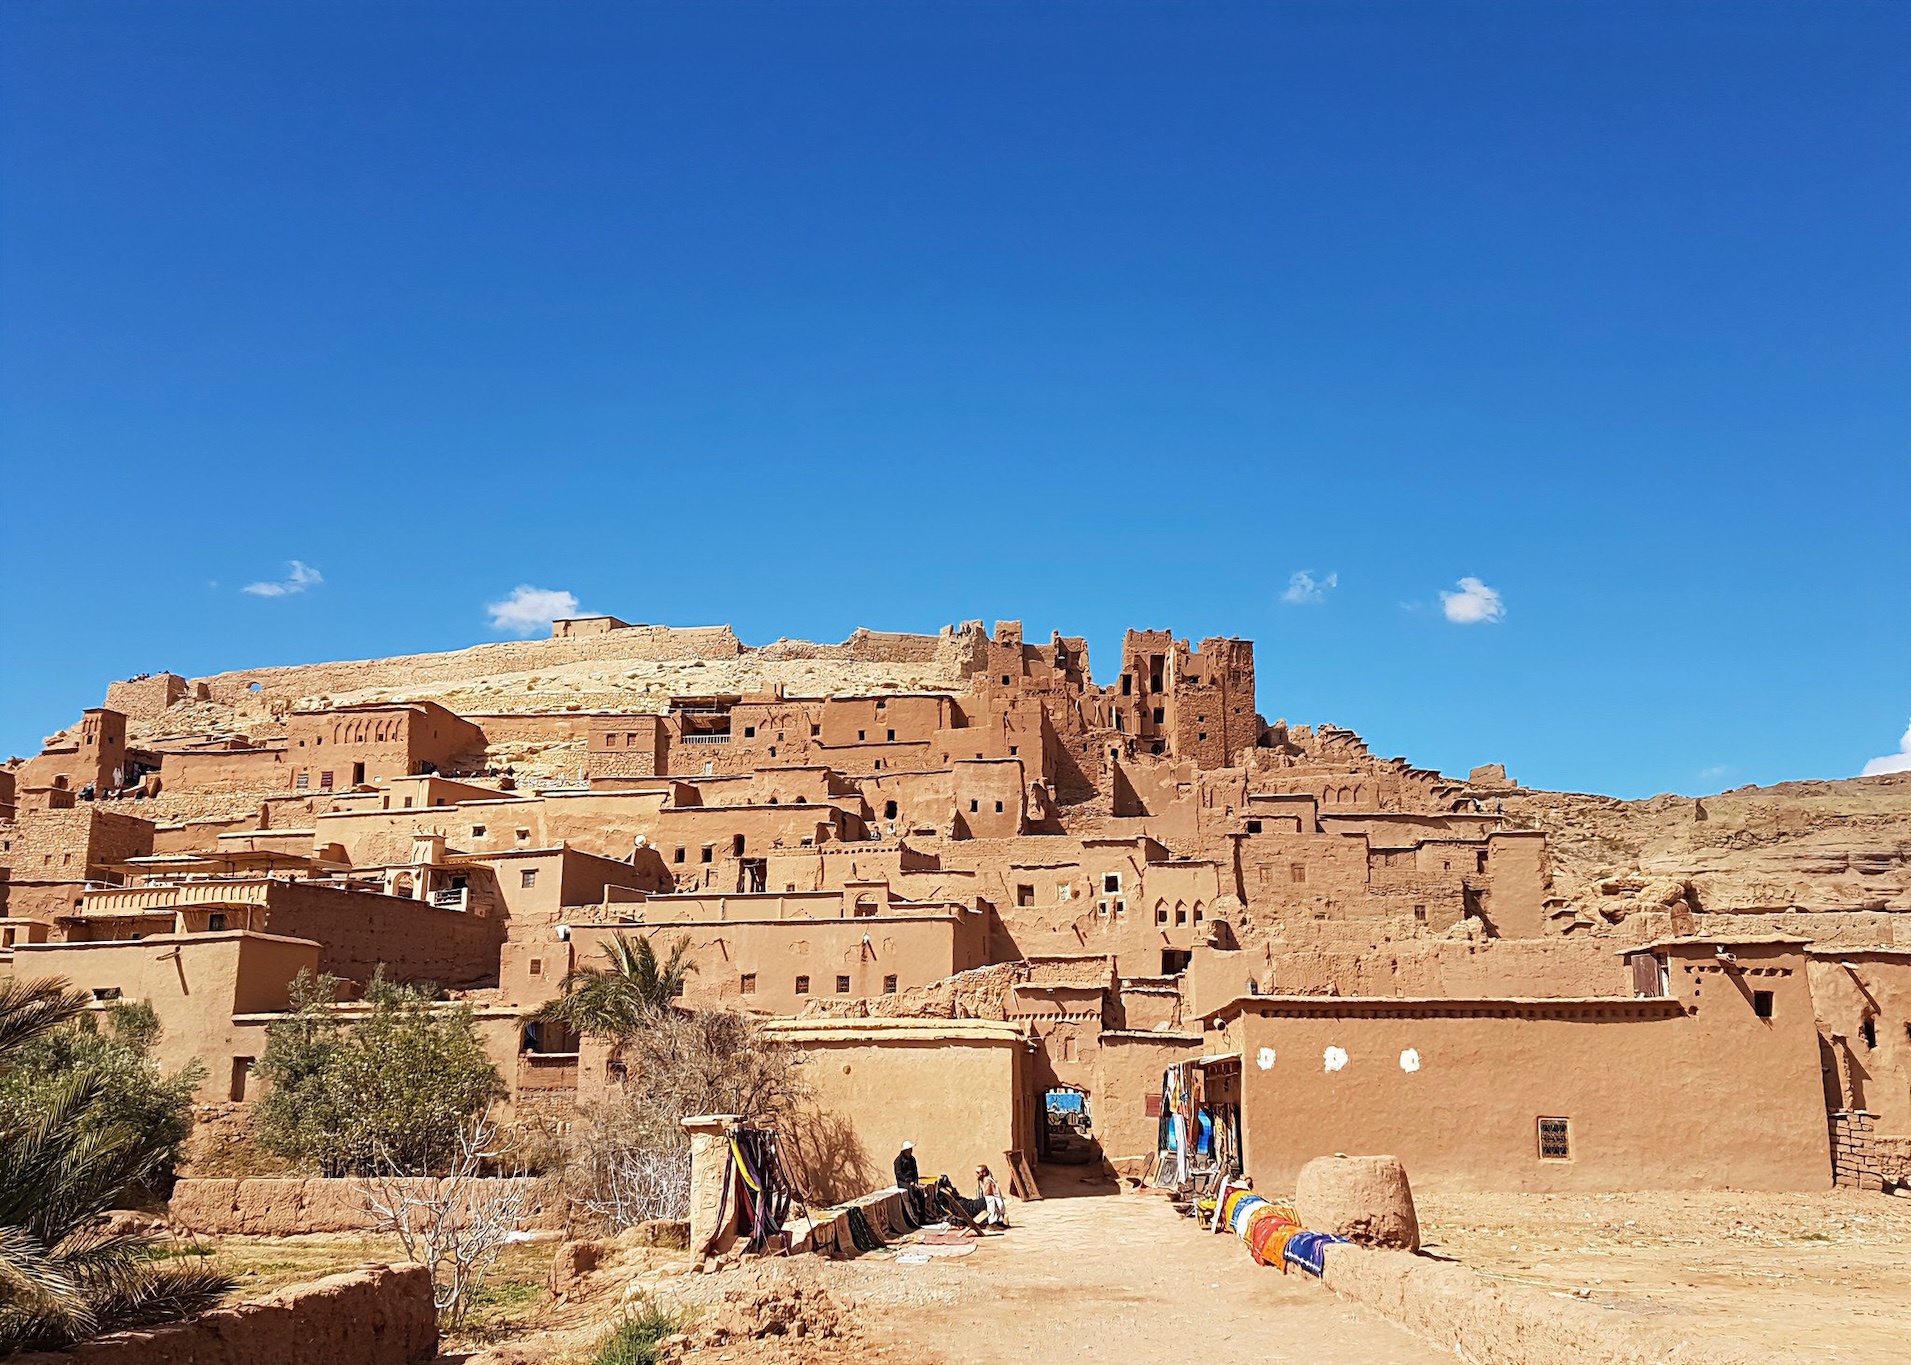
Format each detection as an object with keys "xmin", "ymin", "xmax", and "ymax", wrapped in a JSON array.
[{"xmin": 6, "ymin": 617, "xmax": 1910, "ymax": 1201}]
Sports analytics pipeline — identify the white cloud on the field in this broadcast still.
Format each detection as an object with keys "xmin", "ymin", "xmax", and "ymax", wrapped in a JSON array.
[
  {"xmin": 1281, "ymin": 570, "xmax": 1338, "ymax": 606},
  {"xmin": 243, "ymin": 561, "xmax": 323, "ymax": 597},
  {"xmin": 1440, "ymin": 576, "xmax": 1506, "ymax": 625},
  {"xmin": 1862, "ymin": 721, "xmax": 1911, "ymax": 776},
  {"xmin": 486, "ymin": 585, "xmax": 581, "ymax": 635}
]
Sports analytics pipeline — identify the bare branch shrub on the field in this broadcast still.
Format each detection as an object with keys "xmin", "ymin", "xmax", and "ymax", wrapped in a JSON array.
[
  {"xmin": 560, "ymin": 1010, "xmax": 807, "ymax": 1233},
  {"xmin": 356, "ymin": 1111, "xmax": 534, "ymax": 1329},
  {"xmin": 562, "ymin": 1103, "xmax": 692, "ymax": 1230}
]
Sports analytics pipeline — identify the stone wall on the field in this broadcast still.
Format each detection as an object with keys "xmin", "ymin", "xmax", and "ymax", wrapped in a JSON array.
[
  {"xmin": 9, "ymin": 1264, "xmax": 437, "ymax": 1365},
  {"xmin": 169, "ymin": 1176, "xmax": 566, "ymax": 1235}
]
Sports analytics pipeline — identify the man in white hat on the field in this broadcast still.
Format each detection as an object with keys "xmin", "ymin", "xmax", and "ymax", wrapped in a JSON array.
[
  {"xmin": 893, "ymin": 1140, "xmax": 920, "ymax": 1191},
  {"xmin": 894, "ymin": 1141, "xmax": 927, "ymax": 1221}
]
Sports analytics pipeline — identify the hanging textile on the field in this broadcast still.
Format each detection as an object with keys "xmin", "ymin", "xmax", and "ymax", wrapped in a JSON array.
[
  {"xmin": 717, "ymin": 1127, "xmax": 802, "ymax": 1255},
  {"xmin": 1281, "ymin": 1230, "xmax": 1349, "ymax": 1277},
  {"xmin": 845, "ymin": 1205, "xmax": 886, "ymax": 1253},
  {"xmin": 1249, "ymin": 1218, "xmax": 1303, "ymax": 1269}
]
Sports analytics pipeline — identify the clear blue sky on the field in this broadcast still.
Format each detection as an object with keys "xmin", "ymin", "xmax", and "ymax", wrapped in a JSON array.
[{"xmin": 2, "ymin": 1, "xmax": 1906, "ymax": 798}]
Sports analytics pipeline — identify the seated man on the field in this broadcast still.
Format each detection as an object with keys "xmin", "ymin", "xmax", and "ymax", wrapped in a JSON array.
[{"xmin": 894, "ymin": 1140, "xmax": 927, "ymax": 1221}]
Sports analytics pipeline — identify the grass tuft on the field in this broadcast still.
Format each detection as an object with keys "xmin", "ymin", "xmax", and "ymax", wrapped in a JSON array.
[{"xmin": 591, "ymin": 1296, "xmax": 687, "ymax": 1365}]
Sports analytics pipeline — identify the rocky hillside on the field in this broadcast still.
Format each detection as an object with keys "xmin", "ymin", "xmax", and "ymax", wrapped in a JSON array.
[{"xmin": 1504, "ymin": 773, "xmax": 1911, "ymax": 917}]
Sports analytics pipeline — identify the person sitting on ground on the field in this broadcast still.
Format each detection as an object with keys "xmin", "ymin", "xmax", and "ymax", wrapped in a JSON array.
[
  {"xmin": 975, "ymin": 1164, "xmax": 1008, "ymax": 1228},
  {"xmin": 895, "ymin": 1141, "xmax": 930, "ymax": 1222}
]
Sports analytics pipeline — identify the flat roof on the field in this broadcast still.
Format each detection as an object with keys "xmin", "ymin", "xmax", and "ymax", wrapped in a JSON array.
[
  {"xmin": 762, "ymin": 1017, "xmax": 1027, "ymax": 1045},
  {"xmin": 1206, "ymin": 993, "xmax": 1688, "ymax": 1023},
  {"xmin": 1623, "ymin": 934, "xmax": 1813, "ymax": 954}
]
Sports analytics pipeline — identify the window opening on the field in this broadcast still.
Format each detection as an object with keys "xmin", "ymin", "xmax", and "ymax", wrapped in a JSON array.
[{"xmin": 1538, "ymin": 1117, "xmax": 1572, "ymax": 1160}]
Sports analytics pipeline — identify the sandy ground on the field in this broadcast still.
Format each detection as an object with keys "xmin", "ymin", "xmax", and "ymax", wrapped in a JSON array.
[
  {"xmin": 1416, "ymin": 1187, "xmax": 1911, "ymax": 1361},
  {"xmin": 208, "ymin": 1184, "xmax": 1911, "ymax": 1363},
  {"xmin": 817, "ymin": 1183, "xmax": 1442, "ymax": 1364}
]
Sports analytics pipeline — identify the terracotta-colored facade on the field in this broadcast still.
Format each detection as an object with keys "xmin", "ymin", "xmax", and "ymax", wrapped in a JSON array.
[{"xmin": 0, "ymin": 619, "xmax": 1894, "ymax": 1193}]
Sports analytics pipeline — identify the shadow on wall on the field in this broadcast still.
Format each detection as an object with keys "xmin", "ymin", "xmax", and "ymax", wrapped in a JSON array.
[{"xmin": 781, "ymin": 1105, "xmax": 878, "ymax": 1207}]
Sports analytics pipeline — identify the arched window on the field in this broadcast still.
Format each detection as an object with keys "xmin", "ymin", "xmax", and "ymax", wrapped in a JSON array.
[{"xmin": 1155, "ymin": 899, "xmax": 1169, "ymax": 925}]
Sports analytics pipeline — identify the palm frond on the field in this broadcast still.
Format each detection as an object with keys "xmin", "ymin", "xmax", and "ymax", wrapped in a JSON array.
[{"xmin": 0, "ymin": 978, "xmax": 90, "ymax": 1057}]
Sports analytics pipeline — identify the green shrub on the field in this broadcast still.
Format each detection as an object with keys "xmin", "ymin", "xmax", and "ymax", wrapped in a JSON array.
[
  {"xmin": 591, "ymin": 1297, "xmax": 686, "ymax": 1365},
  {"xmin": 0, "ymin": 999, "xmax": 200, "ymax": 1194},
  {"xmin": 253, "ymin": 970, "xmax": 504, "ymax": 1175}
]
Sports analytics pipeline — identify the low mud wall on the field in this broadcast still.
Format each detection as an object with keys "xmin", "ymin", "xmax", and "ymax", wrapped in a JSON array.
[
  {"xmin": 12, "ymin": 1264, "xmax": 437, "ymax": 1365},
  {"xmin": 170, "ymin": 1176, "xmax": 566, "ymax": 1236},
  {"xmin": 1321, "ymin": 1244, "xmax": 1753, "ymax": 1365}
]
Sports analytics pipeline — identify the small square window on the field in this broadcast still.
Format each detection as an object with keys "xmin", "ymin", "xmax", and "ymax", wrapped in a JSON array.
[
  {"xmin": 673, "ymin": 847, "xmax": 685, "ymax": 864},
  {"xmin": 858, "ymin": 730, "xmax": 866, "ymax": 741},
  {"xmin": 1538, "ymin": 1117, "xmax": 1571, "ymax": 1160},
  {"xmin": 701, "ymin": 846, "xmax": 713, "ymax": 864},
  {"xmin": 472, "ymin": 824, "xmax": 486, "ymax": 837},
  {"xmin": 521, "ymin": 868, "xmax": 538, "ymax": 888},
  {"xmin": 529, "ymin": 958, "xmax": 543, "ymax": 976},
  {"xmin": 884, "ymin": 800, "xmax": 899, "ymax": 820},
  {"xmin": 208, "ymin": 913, "xmax": 227, "ymax": 932},
  {"xmin": 1290, "ymin": 864, "xmax": 1307, "ymax": 884},
  {"xmin": 1753, "ymin": 990, "xmax": 1774, "ymax": 1019},
  {"xmin": 1175, "ymin": 907, "xmax": 1187, "ymax": 925},
  {"xmin": 1246, "ymin": 819, "xmax": 1262, "ymax": 834},
  {"xmin": 92, "ymin": 987, "xmax": 121, "ymax": 1002},
  {"xmin": 883, "ymin": 974, "xmax": 898, "ymax": 994},
  {"xmin": 1156, "ymin": 906, "xmax": 1168, "ymax": 924},
  {"xmin": 319, "ymin": 771, "xmax": 334, "ymax": 789},
  {"xmin": 1016, "ymin": 884, "xmax": 1035, "ymax": 907},
  {"xmin": 795, "ymin": 975, "xmax": 810, "ymax": 995},
  {"xmin": 516, "ymin": 828, "xmax": 530, "ymax": 841},
  {"xmin": 835, "ymin": 975, "xmax": 851, "ymax": 994},
  {"xmin": 811, "ymin": 724, "xmax": 821, "ymax": 737},
  {"xmin": 744, "ymin": 725, "xmax": 756, "ymax": 737},
  {"xmin": 1414, "ymin": 905, "xmax": 1428, "ymax": 923},
  {"xmin": 295, "ymin": 771, "xmax": 309, "ymax": 789},
  {"xmin": 886, "ymin": 729, "xmax": 896, "ymax": 741},
  {"xmin": 740, "ymin": 973, "xmax": 757, "ymax": 994},
  {"xmin": 1103, "ymin": 873, "xmax": 1121, "ymax": 894},
  {"xmin": 970, "ymin": 800, "xmax": 980, "ymax": 813}
]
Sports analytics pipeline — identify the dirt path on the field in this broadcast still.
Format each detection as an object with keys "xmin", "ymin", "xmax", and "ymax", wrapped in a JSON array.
[
  {"xmin": 1417, "ymin": 1188, "xmax": 1911, "ymax": 1361},
  {"xmin": 851, "ymin": 1191, "xmax": 1442, "ymax": 1364}
]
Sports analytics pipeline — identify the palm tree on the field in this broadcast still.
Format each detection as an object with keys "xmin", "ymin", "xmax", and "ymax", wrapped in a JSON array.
[
  {"xmin": 534, "ymin": 934, "xmax": 697, "ymax": 1042},
  {"xmin": 0, "ymin": 977, "xmax": 234, "ymax": 1353}
]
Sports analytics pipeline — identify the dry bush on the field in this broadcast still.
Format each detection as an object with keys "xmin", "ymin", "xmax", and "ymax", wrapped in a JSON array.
[
  {"xmin": 356, "ymin": 1111, "xmax": 536, "ymax": 1329},
  {"xmin": 562, "ymin": 1010, "xmax": 817, "ymax": 1231}
]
